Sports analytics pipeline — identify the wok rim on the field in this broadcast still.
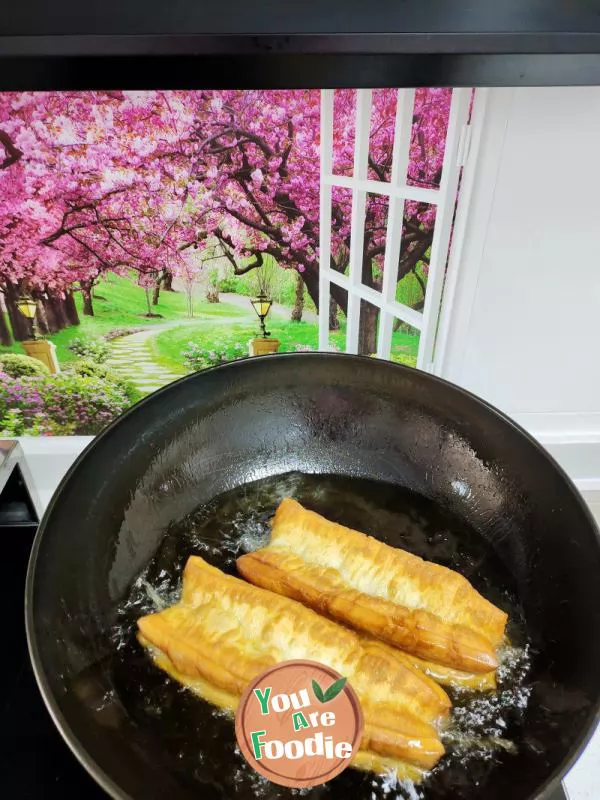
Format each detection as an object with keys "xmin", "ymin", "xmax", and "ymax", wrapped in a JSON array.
[{"xmin": 25, "ymin": 352, "xmax": 600, "ymax": 800}]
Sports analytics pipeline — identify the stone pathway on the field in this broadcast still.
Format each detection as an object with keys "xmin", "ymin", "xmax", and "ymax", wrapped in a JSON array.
[
  {"xmin": 107, "ymin": 324, "xmax": 189, "ymax": 394},
  {"xmin": 106, "ymin": 295, "xmax": 311, "ymax": 395}
]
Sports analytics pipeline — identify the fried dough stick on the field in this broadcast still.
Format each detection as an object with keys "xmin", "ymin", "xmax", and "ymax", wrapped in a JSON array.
[
  {"xmin": 138, "ymin": 556, "xmax": 449, "ymax": 776},
  {"xmin": 237, "ymin": 498, "xmax": 507, "ymax": 674}
]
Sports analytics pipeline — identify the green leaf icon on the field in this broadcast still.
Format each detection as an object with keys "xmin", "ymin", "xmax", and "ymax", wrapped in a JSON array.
[
  {"xmin": 312, "ymin": 676, "xmax": 347, "ymax": 703},
  {"xmin": 312, "ymin": 679, "xmax": 325, "ymax": 703},
  {"xmin": 323, "ymin": 677, "xmax": 347, "ymax": 702}
]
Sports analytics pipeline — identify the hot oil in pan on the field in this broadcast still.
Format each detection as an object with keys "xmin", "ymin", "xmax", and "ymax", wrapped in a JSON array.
[{"xmin": 112, "ymin": 472, "xmax": 531, "ymax": 800}]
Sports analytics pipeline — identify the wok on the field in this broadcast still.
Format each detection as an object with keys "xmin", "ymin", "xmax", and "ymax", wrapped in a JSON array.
[{"xmin": 26, "ymin": 353, "xmax": 600, "ymax": 800}]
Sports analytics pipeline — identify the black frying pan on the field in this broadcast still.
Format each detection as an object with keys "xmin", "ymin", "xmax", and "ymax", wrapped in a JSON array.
[{"xmin": 26, "ymin": 353, "xmax": 600, "ymax": 800}]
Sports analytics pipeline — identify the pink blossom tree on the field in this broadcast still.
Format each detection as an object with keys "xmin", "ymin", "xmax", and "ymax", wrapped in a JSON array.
[
  {"xmin": 0, "ymin": 91, "xmax": 198, "ymax": 337},
  {"xmin": 1, "ymin": 88, "xmax": 451, "ymax": 353}
]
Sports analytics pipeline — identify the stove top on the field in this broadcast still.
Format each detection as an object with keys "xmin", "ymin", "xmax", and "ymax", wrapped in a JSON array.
[
  {"xmin": 3, "ymin": 522, "xmax": 107, "ymax": 798},
  {"xmin": 0, "ymin": 502, "xmax": 569, "ymax": 799}
]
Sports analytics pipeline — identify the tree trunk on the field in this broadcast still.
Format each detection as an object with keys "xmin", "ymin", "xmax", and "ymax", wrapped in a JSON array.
[
  {"xmin": 0, "ymin": 308, "xmax": 13, "ymax": 346},
  {"xmin": 358, "ymin": 302, "xmax": 378, "ymax": 355},
  {"xmin": 329, "ymin": 296, "xmax": 339, "ymax": 330},
  {"xmin": 64, "ymin": 291, "xmax": 80, "ymax": 325},
  {"xmin": 152, "ymin": 281, "xmax": 161, "ymax": 306},
  {"xmin": 144, "ymin": 288, "xmax": 153, "ymax": 316},
  {"xmin": 357, "ymin": 254, "xmax": 378, "ymax": 355},
  {"xmin": 185, "ymin": 284, "xmax": 194, "ymax": 317},
  {"xmin": 48, "ymin": 294, "xmax": 68, "ymax": 330},
  {"xmin": 163, "ymin": 270, "xmax": 175, "ymax": 291},
  {"xmin": 291, "ymin": 272, "xmax": 304, "ymax": 322},
  {"xmin": 80, "ymin": 280, "xmax": 94, "ymax": 316},
  {"xmin": 3, "ymin": 281, "xmax": 32, "ymax": 341},
  {"xmin": 34, "ymin": 299, "xmax": 50, "ymax": 335},
  {"xmin": 42, "ymin": 296, "xmax": 60, "ymax": 333},
  {"xmin": 300, "ymin": 265, "xmax": 347, "ymax": 317}
]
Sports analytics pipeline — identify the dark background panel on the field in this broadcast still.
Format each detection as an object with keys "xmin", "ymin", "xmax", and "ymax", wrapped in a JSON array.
[
  {"xmin": 2, "ymin": 0, "xmax": 600, "ymax": 89},
  {"xmin": 2, "ymin": 0, "xmax": 600, "ymax": 38},
  {"xmin": 1, "ymin": 54, "xmax": 600, "ymax": 91}
]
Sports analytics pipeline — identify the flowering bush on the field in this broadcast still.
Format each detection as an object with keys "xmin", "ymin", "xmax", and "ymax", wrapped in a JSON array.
[
  {"xmin": 71, "ymin": 358, "xmax": 112, "ymax": 380},
  {"xmin": 0, "ymin": 371, "xmax": 131, "ymax": 436},
  {"xmin": 182, "ymin": 341, "xmax": 247, "ymax": 371},
  {"xmin": 70, "ymin": 359, "xmax": 142, "ymax": 405},
  {"xmin": 67, "ymin": 337, "xmax": 111, "ymax": 363},
  {"xmin": 0, "ymin": 353, "xmax": 50, "ymax": 378},
  {"xmin": 0, "ymin": 404, "xmax": 54, "ymax": 436}
]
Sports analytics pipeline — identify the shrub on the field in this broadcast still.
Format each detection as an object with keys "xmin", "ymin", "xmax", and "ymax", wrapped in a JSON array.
[
  {"xmin": 390, "ymin": 353, "xmax": 418, "ymax": 368},
  {"xmin": 118, "ymin": 381, "xmax": 144, "ymax": 406},
  {"xmin": 0, "ymin": 371, "xmax": 131, "ymax": 436},
  {"xmin": 0, "ymin": 353, "xmax": 50, "ymax": 378},
  {"xmin": 71, "ymin": 359, "xmax": 143, "ymax": 406},
  {"xmin": 67, "ymin": 336, "xmax": 110, "ymax": 363},
  {"xmin": 71, "ymin": 359, "xmax": 112, "ymax": 380},
  {"xmin": 0, "ymin": 407, "xmax": 54, "ymax": 437},
  {"xmin": 218, "ymin": 276, "xmax": 239, "ymax": 293},
  {"xmin": 182, "ymin": 341, "xmax": 247, "ymax": 371},
  {"xmin": 103, "ymin": 328, "xmax": 144, "ymax": 341}
]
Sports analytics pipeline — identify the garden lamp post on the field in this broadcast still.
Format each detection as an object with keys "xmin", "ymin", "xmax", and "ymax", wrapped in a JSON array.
[
  {"xmin": 17, "ymin": 296, "xmax": 39, "ymax": 340},
  {"xmin": 251, "ymin": 293, "xmax": 272, "ymax": 339},
  {"xmin": 16, "ymin": 295, "xmax": 60, "ymax": 373}
]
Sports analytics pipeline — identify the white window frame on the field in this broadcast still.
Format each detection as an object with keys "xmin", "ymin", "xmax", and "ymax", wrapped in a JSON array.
[{"xmin": 318, "ymin": 87, "xmax": 472, "ymax": 371}]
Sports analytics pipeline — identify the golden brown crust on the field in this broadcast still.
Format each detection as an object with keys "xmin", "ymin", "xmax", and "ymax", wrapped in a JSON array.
[
  {"xmin": 140, "ymin": 634, "xmax": 429, "ymax": 779},
  {"xmin": 392, "ymin": 649, "xmax": 497, "ymax": 693},
  {"xmin": 362, "ymin": 721, "xmax": 444, "ymax": 767},
  {"xmin": 236, "ymin": 498, "xmax": 507, "ymax": 674},
  {"xmin": 138, "ymin": 555, "xmax": 448, "ymax": 771}
]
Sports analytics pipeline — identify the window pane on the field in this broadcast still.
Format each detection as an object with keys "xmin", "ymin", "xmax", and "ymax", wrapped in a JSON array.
[
  {"xmin": 394, "ymin": 204, "xmax": 436, "ymax": 309},
  {"xmin": 396, "ymin": 261, "xmax": 428, "ymax": 311},
  {"xmin": 364, "ymin": 193, "xmax": 389, "ymax": 292},
  {"xmin": 390, "ymin": 320, "xmax": 420, "ymax": 368},
  {"xmin": 368, "ymin": 89, "xmax": 397, "ymax": 183},
  {"xmin": 330, "ymin": 186, "xmax": 352, "ymax": 276},
  {"xmin": 332, "ymin": 89, "xmax": 356, "ymax": 177},
  {"xmin": 407, "ymin": 88, "xmax": 452, "ymax": 190},
  {"xmin": 327, "ymin": 286, "xmax": 347, "ymax": 352}
]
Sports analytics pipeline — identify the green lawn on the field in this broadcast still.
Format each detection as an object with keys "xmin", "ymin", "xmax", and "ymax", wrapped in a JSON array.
[
  {"xmin": 2, "ymin": 272, "xmax": 420, "ymax": 374},
  {"xmin": 151, "ymin": 317, "xmax": 419, "ymax": 374},
  {"xmin": 0, "ymin": 274, "xmax": 250, "ymax": 365}
]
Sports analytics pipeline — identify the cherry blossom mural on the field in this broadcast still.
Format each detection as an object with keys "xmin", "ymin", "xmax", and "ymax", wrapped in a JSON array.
[{"xmin": 0, "ymin": 88, "xmax": 452, "ymax": 436}]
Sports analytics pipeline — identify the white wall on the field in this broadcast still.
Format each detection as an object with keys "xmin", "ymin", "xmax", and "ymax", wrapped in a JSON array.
[
  {"xmin": 439, "ymin": 87, "xmax": 600, "ymax": 486},
  {"xmin": 17, "ymin": 435, "xmax": 93, "ymax": 512}
]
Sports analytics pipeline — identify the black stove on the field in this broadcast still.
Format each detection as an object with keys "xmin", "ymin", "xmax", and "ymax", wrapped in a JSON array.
[
  {"xmin": 0, "ymin": 442, "xmax": 569, "ymax": 800},
  {"xmin": 0, "ymin": 442, "xmax": 107, "ymax": 798},
  {"xmin": 3, "ymin": 520, "xmax": 107, "ymax": 797}
]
